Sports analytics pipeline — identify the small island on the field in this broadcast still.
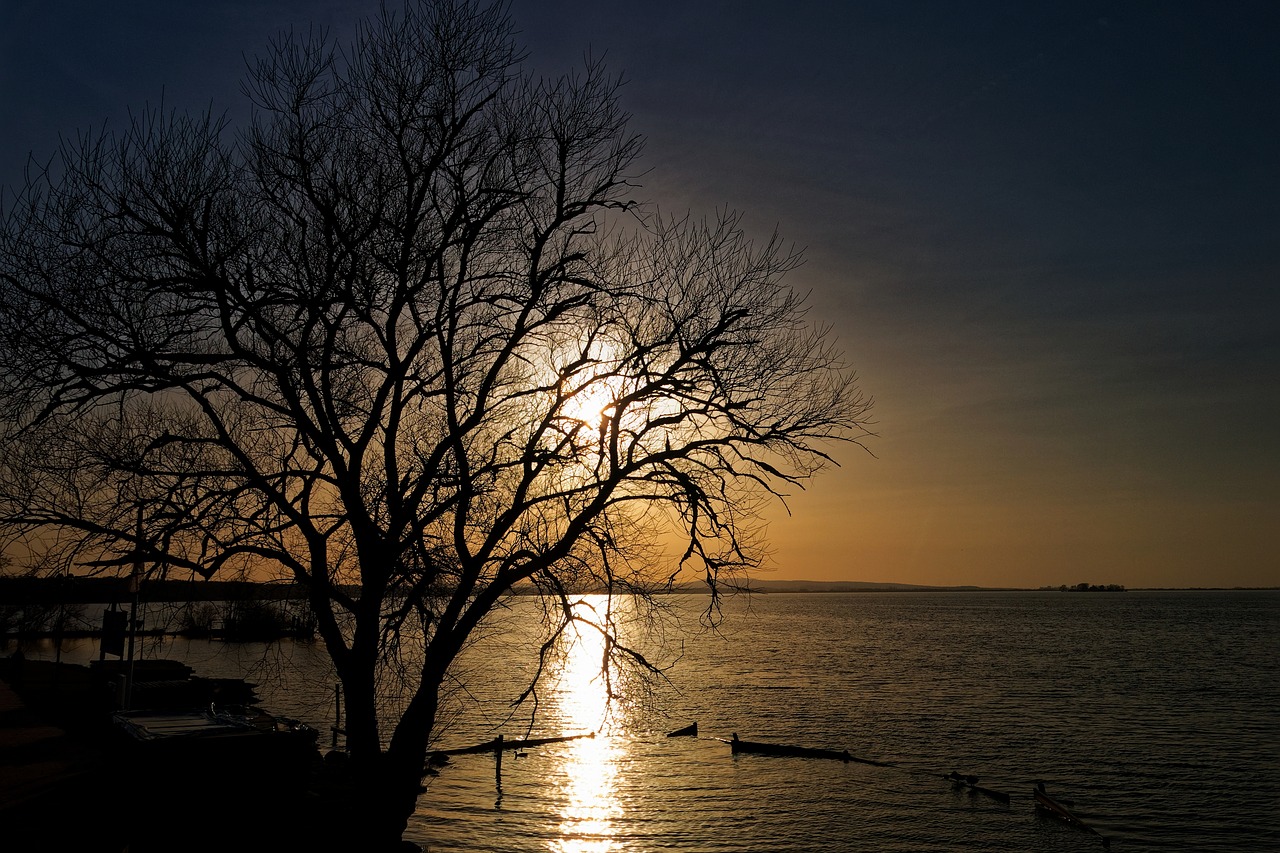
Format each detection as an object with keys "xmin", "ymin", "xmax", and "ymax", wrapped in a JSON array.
[{"xmin": 1043, "ymin": 582, "xmax": 1127, "ymax": 592}]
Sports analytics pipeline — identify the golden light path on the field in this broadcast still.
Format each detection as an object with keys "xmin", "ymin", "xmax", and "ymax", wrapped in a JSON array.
[{"xmin": 551, "ymin": 597, "xmax": 624, "ymax": 853}]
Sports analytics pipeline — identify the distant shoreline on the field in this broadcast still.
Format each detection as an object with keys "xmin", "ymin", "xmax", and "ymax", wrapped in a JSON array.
[
  {"xmin": 720, "ymin": 583, "xmax": 1279, "ymax": 593},
  {"xmin": 4, "ymin": 584, "xmax": 1274, "ymax": 644},
  {"xmin": 1, "ymin": 575, "xmax": 1276, "ymax": 606}
]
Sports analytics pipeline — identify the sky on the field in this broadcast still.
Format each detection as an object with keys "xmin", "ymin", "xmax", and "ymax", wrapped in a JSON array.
[{"xmin": 2, "ymin": 1, "xmax": 1277, "ymax": 590}]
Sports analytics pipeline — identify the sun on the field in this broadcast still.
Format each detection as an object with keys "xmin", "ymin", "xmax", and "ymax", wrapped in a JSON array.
[
  {"xmin": 553, "ymin": 334, "xmax": 631, "ymax": 432},
  {"xmin": 561, "ymin": 375, "xmax": 622, "ymax": 431}
]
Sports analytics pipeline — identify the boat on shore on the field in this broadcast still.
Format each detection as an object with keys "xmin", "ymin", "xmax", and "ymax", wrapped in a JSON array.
[{"xmin": 111, "ymin": 704, "xmax": 320, "ymax": 795}]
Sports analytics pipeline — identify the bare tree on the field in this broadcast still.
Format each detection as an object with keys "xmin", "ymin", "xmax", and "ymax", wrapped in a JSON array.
[{"xmin": 0, "ymin": 0, "xmax": 872, "ymax": 847}]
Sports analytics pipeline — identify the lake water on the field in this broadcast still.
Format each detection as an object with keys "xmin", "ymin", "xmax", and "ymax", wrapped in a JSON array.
[{"xmin": 13, "ymin": 590, "xmax": 1279, "ymax": 852}]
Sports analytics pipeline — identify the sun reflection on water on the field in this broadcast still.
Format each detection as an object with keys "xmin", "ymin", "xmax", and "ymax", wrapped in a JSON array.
[{"xmin": 550, "ymin": 600, "xmax": 624, "ymax": 853}]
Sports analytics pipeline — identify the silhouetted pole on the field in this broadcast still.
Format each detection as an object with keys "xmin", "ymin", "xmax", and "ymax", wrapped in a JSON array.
[{"xmin": 124, "ymin": 506, "xmax": 141, "ymax": 709}]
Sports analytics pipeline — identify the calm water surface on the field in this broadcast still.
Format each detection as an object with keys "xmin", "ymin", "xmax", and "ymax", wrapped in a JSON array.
[{"xmin": 17, "ymin": 590, "xmax": 1279, "ymax": 851}]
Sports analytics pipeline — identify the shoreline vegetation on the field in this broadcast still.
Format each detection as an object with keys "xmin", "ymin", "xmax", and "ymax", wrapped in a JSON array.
[
  {"xmin": 2, "ymin": 577, "xmax": 1273, "ymax": 644},
  {"xmin": 0, "ymin": 578, "xmax": 319, "ymax": 642},
  {"xmin": 2, "ymin": 574, "xmax": 1275, "ymax": 605}
]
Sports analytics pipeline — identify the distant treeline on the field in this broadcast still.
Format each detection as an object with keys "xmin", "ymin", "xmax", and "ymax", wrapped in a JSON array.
[{"xmin": 0, "ymin": 575, "xmax": 311, "ymax": 605}]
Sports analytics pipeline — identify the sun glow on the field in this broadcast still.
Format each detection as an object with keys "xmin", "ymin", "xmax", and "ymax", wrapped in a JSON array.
[
  {"xmin": 559, "ymin": 369, "xmax": 629, "ymax": 434},
  {"xmin": 561, "ymin": 379, "xmax": 619, "ymax": 432},
  {"xmin": 545, "ymin": 332, "xmax": 637, "ymax": 437}
]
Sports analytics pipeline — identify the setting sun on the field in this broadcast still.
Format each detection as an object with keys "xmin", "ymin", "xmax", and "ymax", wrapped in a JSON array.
[{"xmin": 561, "ymin": 375, "xmax": 622, "ymax": 433}]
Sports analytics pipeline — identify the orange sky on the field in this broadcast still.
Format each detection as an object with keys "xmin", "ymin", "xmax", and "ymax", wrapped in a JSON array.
[{"xmin": 2, "ymin": 1, "xmax": 1276, "ymax": 590}]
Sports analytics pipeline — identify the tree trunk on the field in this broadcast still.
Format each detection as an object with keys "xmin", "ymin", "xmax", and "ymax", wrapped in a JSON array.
[
  {"xmin": 355, "ymin": 754, "xmax": 425, "ymax": 851},
  {"xmin": 322, "ymin": 653, "xmax": 443, "ymax": 850},
  {"xmin": 307, "ymin": 749, "xmax": 427, "ymax": 851}
]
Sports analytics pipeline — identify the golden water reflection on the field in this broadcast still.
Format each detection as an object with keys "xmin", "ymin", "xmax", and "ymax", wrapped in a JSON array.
[{"xmin": 550, "ymin": 602, "xmax": 624, "ymax": 853}]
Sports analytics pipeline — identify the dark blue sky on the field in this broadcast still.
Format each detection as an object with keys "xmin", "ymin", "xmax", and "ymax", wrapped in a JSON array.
[{"xmin": 3, "ymin": 1, "xmax": 1276, "ymax": 587}]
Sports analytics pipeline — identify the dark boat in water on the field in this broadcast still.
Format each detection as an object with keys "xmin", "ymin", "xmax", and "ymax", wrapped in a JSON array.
[
  {"xmin": 667, "ymin": 722, "xmax": 698, "ymax": 738},
  {"xmin": 725, "ymin": 733, "xmax": 892, "ymax": 766},
  {"xmin": 1033, "ymin": 782, "xmax": 1110, "ymax": 848},
  {"xmin": 945, "ymin": 771, "xmax": 1011, "ymax": 803}
]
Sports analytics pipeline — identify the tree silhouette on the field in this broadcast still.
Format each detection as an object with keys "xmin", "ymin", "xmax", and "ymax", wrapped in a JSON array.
[{"xmin": 0, "ymin": 1, "xmax": 872, "ymax": 847}]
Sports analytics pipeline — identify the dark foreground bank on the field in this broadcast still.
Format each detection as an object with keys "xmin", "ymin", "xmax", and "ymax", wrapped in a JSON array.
[{"xmin": 0, "ymin": 655, "xmax": 421, "ymax": 853}]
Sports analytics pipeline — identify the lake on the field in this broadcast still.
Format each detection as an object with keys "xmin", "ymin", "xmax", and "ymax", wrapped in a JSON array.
[{"xmin": 12, "ymin": 589, "xmax": 1279, "ymax": 852}]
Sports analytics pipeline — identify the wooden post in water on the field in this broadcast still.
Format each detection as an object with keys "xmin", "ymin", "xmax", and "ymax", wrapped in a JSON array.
[
  {"xmin": 494, "ymin": 734, "xmax": 504, "ymax": 807},
  {"xmin": 331, "ymin": 683, "xmax": 343, "ymax": 749}
]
